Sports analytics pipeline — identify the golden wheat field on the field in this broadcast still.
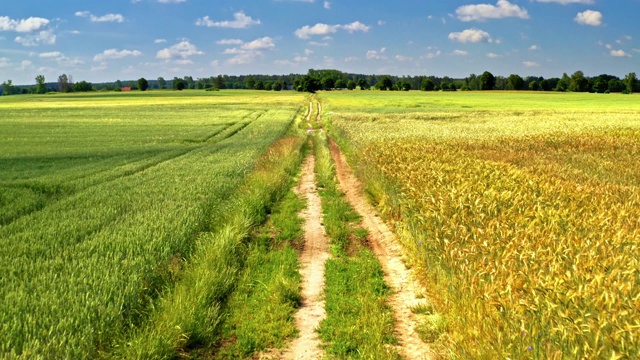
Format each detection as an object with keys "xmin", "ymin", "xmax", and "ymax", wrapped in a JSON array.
[{"xmin": 322, "ymin": 91, "xmax": 640, "ymax": 359}]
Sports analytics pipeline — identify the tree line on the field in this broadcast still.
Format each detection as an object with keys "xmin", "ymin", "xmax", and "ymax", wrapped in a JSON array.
[{"xmin": 2, "ymin": 70, "xmax": 638, "ymax": 96}]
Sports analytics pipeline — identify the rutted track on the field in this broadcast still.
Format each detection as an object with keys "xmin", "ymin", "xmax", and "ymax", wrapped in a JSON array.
[
  {"xmin": 329, "ymin": 138, "xmax": 436, "ymax": 360},
  {"xmin": 281, "ymin": 150, "xmax": 330, "ymax": 360}
]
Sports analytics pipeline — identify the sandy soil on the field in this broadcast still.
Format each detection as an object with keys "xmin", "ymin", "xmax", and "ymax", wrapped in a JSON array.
[
  {"xmin": 329, "ymin": 139, "xmax": 436, "ymax": 360},
  {"xmin": 279, "ymin": 151, "xmax": 330, "ymax": 360}
]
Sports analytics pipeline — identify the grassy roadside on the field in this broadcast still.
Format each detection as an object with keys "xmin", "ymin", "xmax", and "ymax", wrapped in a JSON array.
[
  {"xmin": 211, "ymin": 182, "xmax": 306, "ymax": 358},
  {"xmin": 111, "ymin": 108, "xmax": 308, "ymax": 359},
  {"xmin": 312, "ymin": 130, "xmax": 400, "ymax": 359}
]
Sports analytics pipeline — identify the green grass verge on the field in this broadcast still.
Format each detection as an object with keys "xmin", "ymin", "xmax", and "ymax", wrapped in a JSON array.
[
  {"xmin": 312, "ymin": 131, "xmax": 400, "ymax": 359},
  {"xmin": 212, "ymin": 187, "xmax": 306, "ymax": 359}
]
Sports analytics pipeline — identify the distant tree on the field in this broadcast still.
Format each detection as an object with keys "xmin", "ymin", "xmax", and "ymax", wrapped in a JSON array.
[
  {"xmin": 35, "ymin": 75, "xmax": 47, "ymax": 94},
  {"xmin": 608, "ymin": 79, "xmax": 625, "ymax": 93},
  {"xmin": 554, "ymin": 73, "xmax": 570, "ymax": 92},
  {"xmin": 421, "ymin": 78, "xmax": 435, "ymax": 91},
  {"xmin": 529, "ymin": 81, "xmax": 539, "ymax": 91},
  {"xmin": 507, "ymin": 74, "xmax": 525, "ymax": 90},
  {"xmin": 255, "ymin": 80, "xmax": 265, "ymax": 90},
  {"xmin": 449, "ymin": 83, "xmax": 457, "ymax": 91},
  {"xmin": 298, "ymin": 75, "xmax": 321, "ymax": 93},
  {"xmin": 402, "ymin": 82, "xmax": 412, "ymax": 91},
  {"xmin": 346, "ymin": 80, "xmax": 356, "ymax": 90},
  {"xmin": 357, "ymin": 78, "xmax": 369, "ymax": 90},
  {"xmin": 215, "ymin": 75, "xmax": 226, "ymax": 90},
  {"xmin": 73, "ymin": 81, "xmax": 93, "ymax": 92},
  {"xmin": 138, "ymin": 78, "xmax": 149, "ymax": 91},
  {"xmin": 115, "ymin": 80, "xmax": 123, "ymax": 90},
  {"xmin": 322, "ymin": 77, "xmax": 335, "ymax": 90},
  {"xmin": 379, "ymin": 76, "xmax": 393, "ymax": 91},
  {"xmin": 173, "ymin": 77, "xmax": 186, "ymax": 91},
  {"xmin": 479, "ymin": 71, "xmax": 495, "ymax": 90},
  {"xmin": 624, "ymin": 72, "xmax": 638, "ymax": 94},
  {"xmin": 2, "ymin": 80, "xmax": 16, "ymax": 96},
  {"xmin": 591, "ymin": 78, "xmax": 608, "ymax": 93},
  {"xmin": 569, "ymin": 71, "xmax": 589, "ymax": 92},
  {"xmin": 58, "ymin": 74, "xmax": 73, "ymax": 93},
  {"xmin": 157, "ymin": 77, "xmax": 166, "ymax": 89},
  {"xmin": 334, "ymin": 79, "xmax": 347, "ymax": 89},
  {"xmin": 183, "ymin": 76, "xmax": 195, "ymax": 89},
  {"xmin": 246, "ymin": 76, "xmax": 256, "ymax": 90}
]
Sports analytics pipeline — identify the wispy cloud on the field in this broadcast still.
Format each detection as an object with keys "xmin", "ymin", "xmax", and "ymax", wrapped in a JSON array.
[
  {"xmin": 75, "ymin": 11, "xmax": 125, "ymax": 23},
  {"xmin": 294, "ymin": 21, "xmax": 370, "ymax": 39},
  {"xmin": 196, "ymin": 12, "xmax": 260, "ymax": 29},
  {"xmin": 536, "ymin": 0, "xmax": 593, "ymax": 4},
  {"xmin": 94, "ymin": 49, "xmax": 142, "ymax": 62}
]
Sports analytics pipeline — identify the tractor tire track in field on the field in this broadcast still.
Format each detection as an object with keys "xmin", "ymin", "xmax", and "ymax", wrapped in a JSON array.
[
  {"xmin": 280, "ymin": 147, "xmax": 330, "ymax": 360},
  {"xmin": 329, "ymin": 138, "xmax": 436, "ymax": 360}
]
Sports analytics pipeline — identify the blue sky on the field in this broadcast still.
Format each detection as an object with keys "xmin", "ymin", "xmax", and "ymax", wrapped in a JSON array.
[{"xmin": 1, "ymin": 0, "xmax": 638, "ymax": 84}]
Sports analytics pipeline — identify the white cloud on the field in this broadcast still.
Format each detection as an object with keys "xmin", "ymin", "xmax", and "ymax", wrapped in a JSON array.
[
  {"xmin": 0, "ymin": 16, "xmax": 55, "ymax": 46},
  {"xmin": 222, "ymin": 37, "xmax": 276, "ymax": 65},
  {"xmin": 0, "ymin": 16, "xmax": 50, "ymax": 32},
  {"xmin": 529, "ymin": 45, "xmax": 540, "ymax": 50},
  {"xmin": 366, "ymin": 47, "xmax": 387, "ymax": 60},
  {"xmin": 39, "ymin": 51, "xmax": 63, "ymax": 58},
  {"xmin": 486, "ymin": 52, "xmax": 501, "ymax": 58},
  {"xmin": 324, "ymin": 1, "xmax": 331, "ymax": 9},
  {"xmin": 217, "ymin": 39, "xmax": 244, "ymax": 45},
  {"xmin": 154, "ymin": 39, "xmax": 167, "ymax": 44},
  {"xmin": 157, "ymin": 41, "xmax": 203, "ymax": 60},
  {"xmin": 294, "ymin": 21, "xmax": 370, "ymax": 39},
  {"xmin": 17, "ymin": 60, "xmax": 33, "ymax": 71},
  {"xmin": 344, "ymin": 56, "xmax": 358, "ymax": 62},
  {"xmin": 396, "ymin": 55, "xmax": 414, "ymax": 61},
  {"xmin": 295, "ymin": 23, "xmax": 338, "ymax": 39},
  {"xmin": 610, "ymin": 50, "xmax": 631, "ymax": 57},
  {"xmin": 304, "ymin": 49, "xmax": 314, "ymax": 56},
  {"xmin": 456, "ymin": 1, "xmax": 529, "ymax": 22},
  {"xmin": 75, "ymin": 11, "xmax": 125, "ymax": 23},
  {"xmin": 535, "ymin": 0, "xmax": 593, "ymax": 4},
  {"xmin": 523, "ymin": 61, "xmax": 540, "ymax": 67},
  {"xmin": 448, "ymin": 28, "xmax": 492, "ymax": 43},
  {"xmin": 241, "ymin": 37, "xmax": 275, "ymax": 50},
  {"xmin": 158, "ymin": 0, "xmax": 186, "ymax": 2},
  {"xmin": 0, "ymin": 57, "xmax": 12, "ymax": 68},
  {"xmin": 196, "ymin": 12, "xmax": 260, "ymax": 29},
  {"xmin": 452, "ymin": 50, "xmax": 468, "ymax": 56},
  {"xmin": 294, "ymin": 56, "xmax": 308, "ymax": 62},
  {"xmin": 38, "ymin": 51, "xmax": 84, "ymax": 66},
  {"xmin": 94, "ymin": 49, "xmax": 142, "ymax": 62},
  {"xmin": 421, "ymin": 50, "xmax": 441, "ymax": 59},
  {"xmin": 15, "ymin": 30, "xmax": 56, "ymax": 46},
  {"xmin": 633, "ymin": 49, "xmax": 640, "ymax": 54},
  {"xmin": 575, "ymin": 10, "xmax": 602, "ymax": 26},
  {"xmin": 378, "ymin": 20, "xmax": 386, "ymax": 26}
]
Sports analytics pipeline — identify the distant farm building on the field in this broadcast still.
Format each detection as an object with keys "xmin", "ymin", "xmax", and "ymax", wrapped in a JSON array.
[{"xmin": 121, "ymin": 87, "xmax": 132, "ymax": 91}]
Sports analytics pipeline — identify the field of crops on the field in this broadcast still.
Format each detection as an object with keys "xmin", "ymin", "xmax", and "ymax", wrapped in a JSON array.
[
  {"xmin": 323, "ymin": 91, "xmax": 640, "ymax": 359},
  {"xmin": 0, "ymin": 90, "xmax": 305, "ymax": 358}
]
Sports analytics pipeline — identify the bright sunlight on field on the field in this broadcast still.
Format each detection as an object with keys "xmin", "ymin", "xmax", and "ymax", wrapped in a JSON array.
[{"xmin": 323, "ymin": 91, "xmax": 640, "ymax": 359}]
